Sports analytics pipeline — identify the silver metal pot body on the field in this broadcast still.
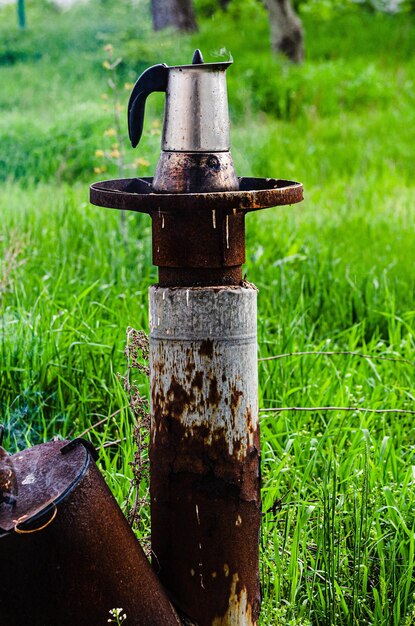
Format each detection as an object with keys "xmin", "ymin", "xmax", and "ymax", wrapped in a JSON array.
[{"xmin": 162, "ymin": 63, "xmax": 231, "ymax": 153}]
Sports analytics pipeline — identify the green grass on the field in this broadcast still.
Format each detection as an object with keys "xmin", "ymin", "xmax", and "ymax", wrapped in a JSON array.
[{"xmin": 1, "ymin": 1, "xmax": 415, "ymax": 624}]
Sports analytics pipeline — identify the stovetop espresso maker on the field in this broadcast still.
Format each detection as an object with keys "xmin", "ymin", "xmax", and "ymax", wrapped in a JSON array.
[{"xmin": 128, "ymin": 49, "xmax": 239, "ymax": 193}]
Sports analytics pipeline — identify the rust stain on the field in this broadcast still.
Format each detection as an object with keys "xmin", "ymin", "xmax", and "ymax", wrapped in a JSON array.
[
  {"xmin": 192, "ymin": 370, "xmax": 204, "ymax": 390},
  {"xmin": 230, "ymin": 386, "xmax": 243, "ymax": 412},
  {"xmin": 199, "ymin": 339, "xmax": 214, "ymax": 358},
  {"xmin": 167, "ymin": 378, "xmax": 194, "ymax": 418},
  {"xmin": 229, "ymin": 384, "xmax": 244, "ymax": 433},
  {"xmin": 208, "ymin": 376, "xmax": 221, "ymax": 406},
  {"xmin": 150, "ymin": 374, "xmax": 261, "ymax": 625}
]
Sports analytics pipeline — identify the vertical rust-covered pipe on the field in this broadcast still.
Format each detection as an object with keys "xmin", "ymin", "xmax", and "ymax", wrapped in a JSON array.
[{"xmin": 150, "ymin": 285, "xmax": 261, "ymax": 626}]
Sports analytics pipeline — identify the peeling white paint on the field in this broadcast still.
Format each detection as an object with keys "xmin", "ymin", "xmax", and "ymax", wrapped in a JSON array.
[
  {"xmin": 149, "ymin": 286, "xmax": 258, "ymax": 460},
  {"xmin": 212, "ymin": 574, "xmax": 255, "ymax": 626}
]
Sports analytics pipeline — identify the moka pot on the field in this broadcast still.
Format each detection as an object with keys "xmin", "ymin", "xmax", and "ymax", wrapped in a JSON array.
[{"xmin": 128, "ymin": 49, "xmax": 239, "ymax": 193}]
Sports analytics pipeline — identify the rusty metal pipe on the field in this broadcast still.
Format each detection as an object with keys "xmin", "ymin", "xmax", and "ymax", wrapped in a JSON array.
[{"xmin": 150, "ymin": 285, "xmax": 261, "ymax": 625}]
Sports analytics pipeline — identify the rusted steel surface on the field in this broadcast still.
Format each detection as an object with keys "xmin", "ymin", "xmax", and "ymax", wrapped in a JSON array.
[
  {"xmin": 153, "ymin": 152, "xmax": 239, "ymax": 193},
  {"xmin": 149, "ymin": 285, "xmax": 261, "ymax": 626},
  {"xmin": 0, "ymin": 439, "xmax": 88, "ymax": 533},
  {"xmin": 158, "ymin": 266, "xmax": 242, "ymax": 288},
  {"xmin": 153, "ymin": 207, "xmax": 245, "ymax": 287},
  {"xmin": 90, "ymin": 176, "xmax": 302, "ymax": 287},
  {"xmin": 0, "ymin": 440, "xmax": 180, "ymax": 626},
  {"xmin": 89, "ymin": 176, "xmax": 303, "ymax": 214}
]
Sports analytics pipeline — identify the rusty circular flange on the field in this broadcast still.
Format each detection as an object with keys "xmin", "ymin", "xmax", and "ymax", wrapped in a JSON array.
[{"xmin": 89, "ymin": 176, "xmax": 303, "ymax": 214}]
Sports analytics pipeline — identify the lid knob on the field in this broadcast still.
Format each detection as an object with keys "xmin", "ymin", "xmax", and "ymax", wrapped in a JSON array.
[{"xmin": 192, "ymin": 49, "xmax": 204, "ymax": 64}]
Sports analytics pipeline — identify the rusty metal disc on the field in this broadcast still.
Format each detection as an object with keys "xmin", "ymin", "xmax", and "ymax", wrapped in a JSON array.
[
  {"xmin": 0, "ymin": 440, "xmax": 90, "ymax": 534},
  {"xmin": 89, "ymin": 176, "xmax": 303, "ymax": 214}
]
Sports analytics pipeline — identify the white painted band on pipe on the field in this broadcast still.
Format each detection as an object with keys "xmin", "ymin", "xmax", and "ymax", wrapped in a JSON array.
[{"xmin": 149, "ymin": 285, "xmax": 258, "ymax": 460}]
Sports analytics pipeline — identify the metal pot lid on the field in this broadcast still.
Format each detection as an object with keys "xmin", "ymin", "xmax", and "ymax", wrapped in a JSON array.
[{"xmin": 0, "ymin": 439, "xmax": 92, "ymax": 534}]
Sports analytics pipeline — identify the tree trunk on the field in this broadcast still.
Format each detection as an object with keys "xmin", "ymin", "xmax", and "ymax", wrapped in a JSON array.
[
  {"xmin": 151, "ymin": 0, "xmax": 197, "ymax": 32},
  {"xmin": 17, "ymin": 0, "xmax": 26, "ymax": 29},
  {"xmin": 265, "ymin": 0, "xmax": 304, "ymax": 63}
]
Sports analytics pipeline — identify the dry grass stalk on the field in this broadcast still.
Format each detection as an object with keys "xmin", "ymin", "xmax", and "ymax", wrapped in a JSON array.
[{"xmin": 123, "ymin": 327, "xmax": 151, "ymax": 553}]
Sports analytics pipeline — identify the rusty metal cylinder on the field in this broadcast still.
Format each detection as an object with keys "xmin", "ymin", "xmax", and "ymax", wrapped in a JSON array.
[
  {"xmin": 0, "ymin": 440, "xmax": 181, "ymax": 626},
  {"xmin": 149, "ymin": 285, "xmax": 261, "ymax": 626}
]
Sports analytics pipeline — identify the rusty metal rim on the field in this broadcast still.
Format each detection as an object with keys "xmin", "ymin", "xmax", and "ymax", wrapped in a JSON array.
[
  {"xmin": 90, "ymin": 176, "xmax": 303, "ymax": 214},
  {"xmin": 0, "ymin": 441, "xmax": 91, "ymax": 536}
]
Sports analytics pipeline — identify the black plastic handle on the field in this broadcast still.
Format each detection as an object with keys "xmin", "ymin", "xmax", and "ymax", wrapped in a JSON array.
[{"xmin": 128, "ymin": 64, "xmax": 168, "ymax": 148}]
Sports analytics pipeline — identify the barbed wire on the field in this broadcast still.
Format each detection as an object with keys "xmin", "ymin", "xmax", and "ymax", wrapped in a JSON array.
[
  {"xmin": 259, "ymin": 350, "xmax": 413, "ymax": 366},
  {"xmin": 260, "ymin": 406, "xmax": 415, "ymax": 414}
]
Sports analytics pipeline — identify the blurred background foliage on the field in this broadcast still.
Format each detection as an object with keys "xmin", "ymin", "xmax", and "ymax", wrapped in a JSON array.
[{"xmin": 0, "ymin": 0, "xmax": 414, "ymax": 183}]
